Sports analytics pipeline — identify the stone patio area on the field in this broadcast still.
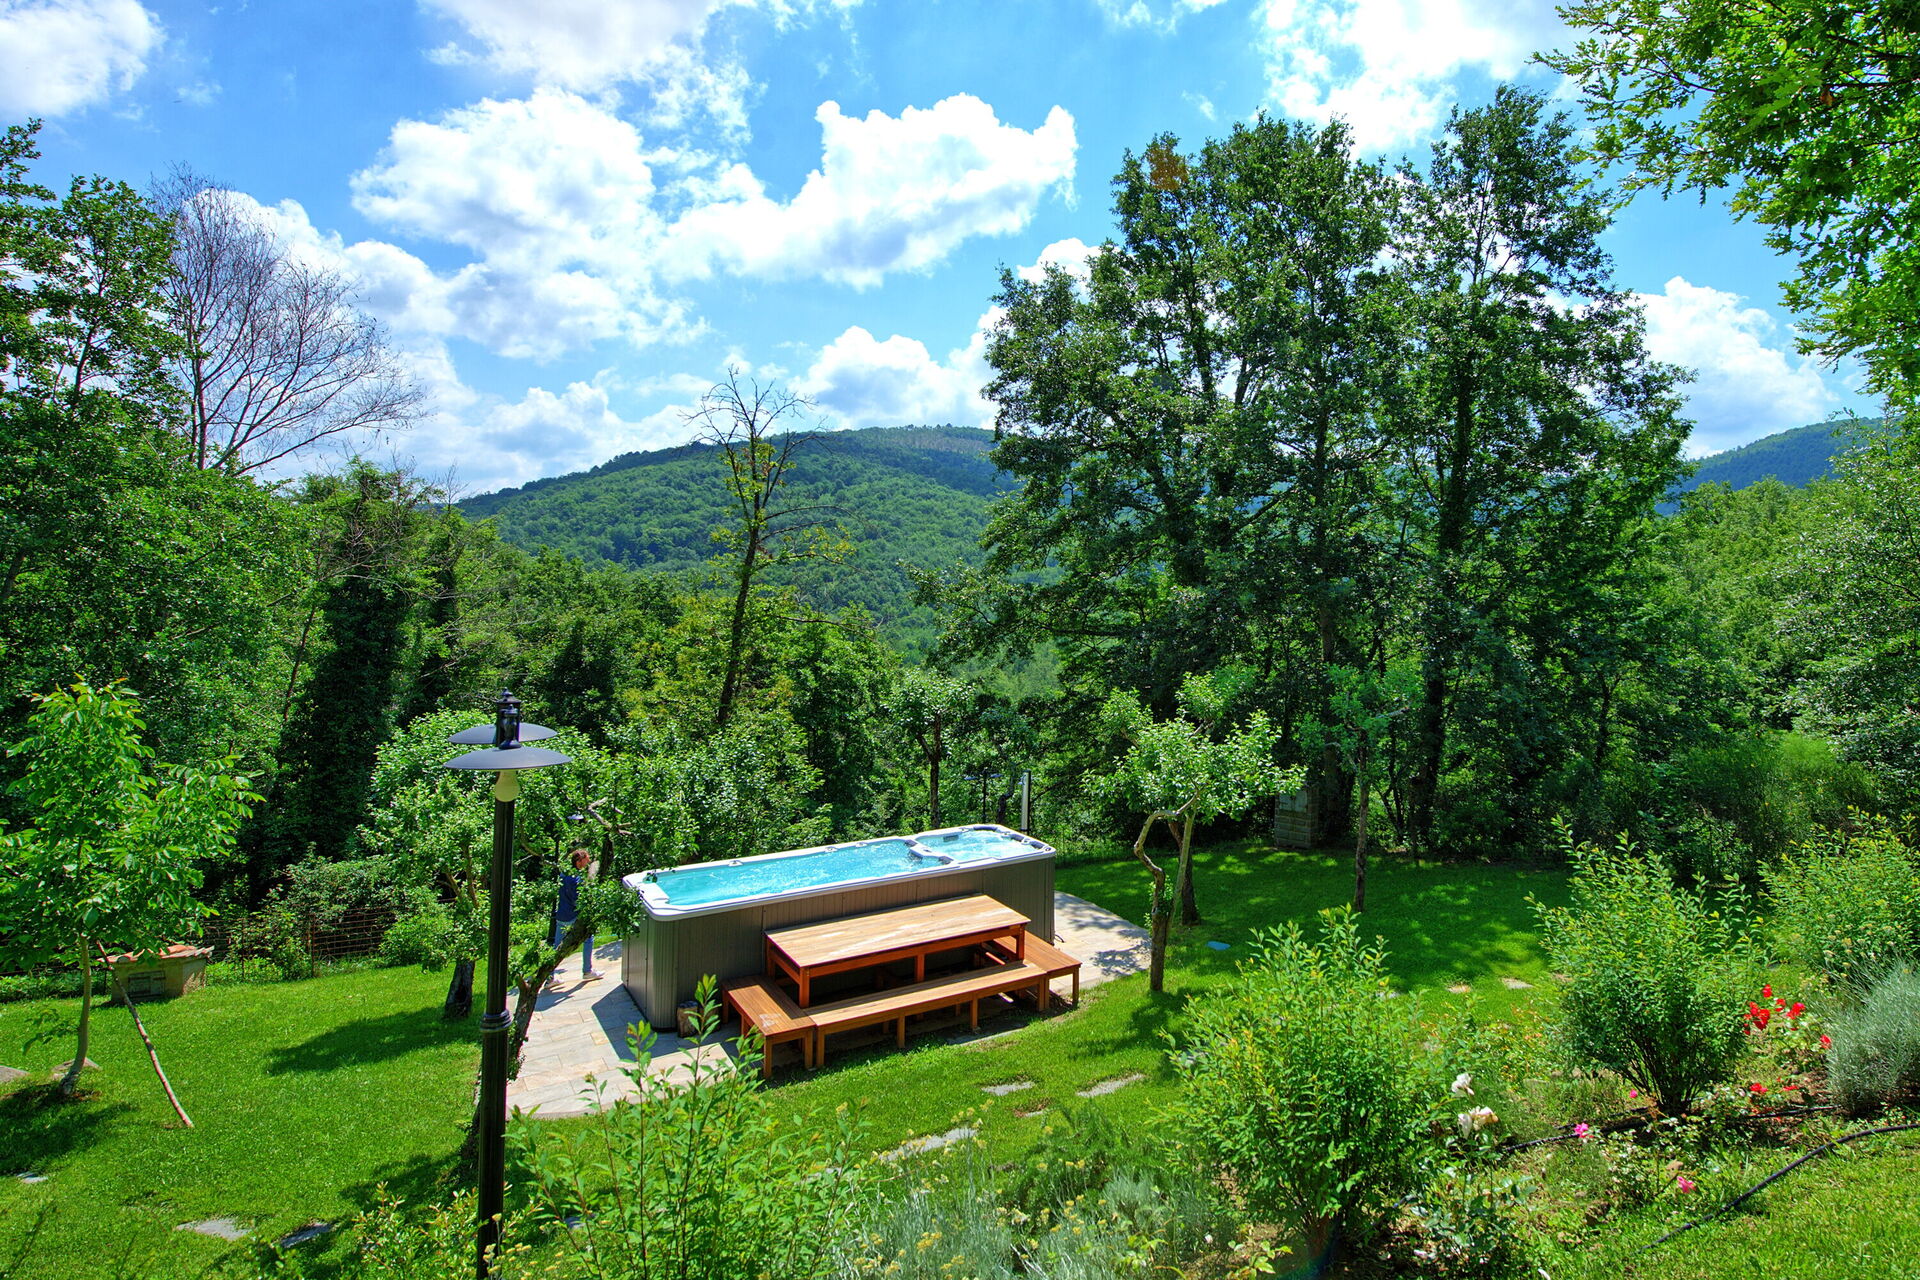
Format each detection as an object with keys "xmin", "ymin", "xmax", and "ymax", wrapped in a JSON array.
[{"xmin": 507, "ymin": 889, "xmax": 1150, "ymax": 1119}]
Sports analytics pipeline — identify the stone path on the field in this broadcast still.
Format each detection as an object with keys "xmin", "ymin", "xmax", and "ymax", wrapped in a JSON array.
[{"xmin": 508, "ymin": 890, "xmax": 1152, "ymax": 1119}]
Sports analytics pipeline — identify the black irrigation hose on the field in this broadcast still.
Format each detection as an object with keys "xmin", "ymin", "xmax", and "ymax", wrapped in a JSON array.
[
  {"xmin": 1498, "ymin": 1103, "xmax": 1841, "ymax": 1155},
  {"xmin": 1645, "ymin": 1120, "xmax": 1920, "ymax": 1251}
]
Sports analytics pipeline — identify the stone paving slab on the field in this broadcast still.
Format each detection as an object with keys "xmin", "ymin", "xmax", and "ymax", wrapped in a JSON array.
[{"xmin": 508, "ymin": 891, "xmax": 1153, "ymax": 1119}]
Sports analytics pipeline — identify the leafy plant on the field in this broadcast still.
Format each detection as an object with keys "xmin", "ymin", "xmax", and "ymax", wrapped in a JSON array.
[
  {"xmin": 511, "ymin": 978, "xmax": 868, "ymax": 1279},
  {"xmin": 1167, "ymin": 909, "xmax": 1429, "ymax": 1252},
  {"xmin": 1826, "ymin": 964, "xmax": 1920, "ymax": 1117},
  {"xmin": 1762, "ymin": 819, "xmax": 1920, "ymax": 986},
  {"xmin": 1535, "ymin": 830, "xmax": 1763, "ymax": 1115}
]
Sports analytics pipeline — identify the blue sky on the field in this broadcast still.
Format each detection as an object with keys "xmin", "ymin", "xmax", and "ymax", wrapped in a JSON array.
[{"xmin": 2, "ymin": 0, "xmax": 1875, "ymax": 493}]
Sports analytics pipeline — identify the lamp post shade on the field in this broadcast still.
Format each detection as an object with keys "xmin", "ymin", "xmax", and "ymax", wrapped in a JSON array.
[
  {"xmin": 443, "ymin": 688, "xmax": 571, "ymax": 771},
  {"xmin": 448, "ymin": 722, "xmax": 556, "ymax": 745}
]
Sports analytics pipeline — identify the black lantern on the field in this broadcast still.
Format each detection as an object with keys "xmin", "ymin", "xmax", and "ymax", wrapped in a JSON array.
[{"xmin": 443, "ymin": 689, "xmax": 570, "ymax": 1277}]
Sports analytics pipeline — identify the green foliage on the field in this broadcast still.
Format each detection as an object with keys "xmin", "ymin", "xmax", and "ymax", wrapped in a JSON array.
[
  {"xmin": 512, "ymin": 979, "xmax": 869, "ymax": 1279},
  {"xmin": 1548, "ymin": 2, "xmax": 1920, "ymax": 406},
  {"xmin": 1167, "ymin": 909, "xmax": 1429, "ymax": 1247},
  {"xmin": 1762, "ymin": 821, "xmax": 1920, "ymax": 986},
  {"xmin": 1826, "ymin": 964, "xmax": 1920, "ymax": 1117},
  {"xmin": 1656, "ymin": 731, "xmax": 1875, "ymax": 878},
  {"xmin": 1535, "ymin": 832, "xmax": 1762, "ymax": 1114},
  {"xmin": 1674, "ymin": 418, "xmax": 1873, "ymax": 500}
]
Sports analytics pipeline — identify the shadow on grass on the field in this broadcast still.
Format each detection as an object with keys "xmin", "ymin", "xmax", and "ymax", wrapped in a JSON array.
[
  {"xmin": 264, "ymin": 1006, "xmax": 474, "ymax": 1076},
  {"xmin": 0, "ymin": 1082, "xmax": 137, "ymax": 1176}
]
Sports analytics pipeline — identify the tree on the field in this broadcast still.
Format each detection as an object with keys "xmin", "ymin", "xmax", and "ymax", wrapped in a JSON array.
[
  {"xmin": 1098, "ymin": 672, "xmax": 1288, "ymax": 990},
  {"xmin": 0, "ymin": 122, "xmax": 302, "ymax": 768},
  {"xmin": 887, "ymin": 668, "xmax": 973, "ymax": 829},
  {"xmin": 687, "ymin": 370, "xmax": 849, "ymax": 730},
  {"xmin": 149, "ymin": 168, "xmax": 421, "ymax": 474},
  {"xmin": 0, "ymin": 683, "xmax": 253, "ymax": 1098},
  {"xmin": 1388, "ymin": 87, "xmax": 1688, "ymax": 852},
  {"xmin": 1546, "ymin": 1, "xmax": 1920, "ymax": 407},
  {"xmin": 1303, "ymin": 665, "xmax": 1419, "ymax": 912}
]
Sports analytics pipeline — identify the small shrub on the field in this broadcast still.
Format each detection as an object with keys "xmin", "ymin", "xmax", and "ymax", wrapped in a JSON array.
[
  {"xmin": 1535, "ymin": 831, "xmax": 1763, "ymax": 1115},
  {"xmin": 377, "ymin": 906, "xmax": 462, "ymax": 970},
  {"xmin": 1658, "ymin": 732, "xmax": 1875, "ymax": 871},
  {"xmin": 1763, "ymin": 819, "xmax": 1920, "ymax": 986},
  {"xmin": 1167, "ymin": 908, "xmax": 1428, "ymax": 1251},
  {"xmin": 513, "ymin": 978, "xmax": 869, "ymax": 1279},
  {"xmin": 1826, "ymin": 964, "xmax": 1920, "ymax": 1117},
  {"xmin": 1406, "ymin": 1167, "xmax": 1536, "ymax": 1278}
]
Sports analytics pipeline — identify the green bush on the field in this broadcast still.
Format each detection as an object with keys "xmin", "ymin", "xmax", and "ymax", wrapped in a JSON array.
[
  {"xmin": 1535, "ymin": 832, "xmax": 1762, "ymax": 1115},
  {"xmin": 1763, "ymin": 819, "xmax": 1920, "ymax": 986},
  {"xmin": 1826, "ymin": 964, "xmax": 1920, "ymax": 1117},
  {"xmin": 513, "ymin": 978, "xmax": 869, "ymax": 1279},
  {"xmin": 1656, "ymin": 732, "xmax": 1875, "ymax": 874},
  {"xmin": 1167, "ymin": 909, "xmax": 1429, "ymax": 1251}
]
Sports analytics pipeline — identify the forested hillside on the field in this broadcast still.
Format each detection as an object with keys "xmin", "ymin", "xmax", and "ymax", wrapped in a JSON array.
[
  {"xmin": 1675, "ymin": 417, "xmax": 1876, "ymax": 497},
  {"xmin": 460, "ymin": 425, "xmax": 1007, "ymax": 646}
]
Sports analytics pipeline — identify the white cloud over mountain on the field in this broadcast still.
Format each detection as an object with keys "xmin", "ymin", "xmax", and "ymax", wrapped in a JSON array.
[
  {"xmin": 1634, "ymin": 276, "xmax": 1837, "ymax": 456},
  {"xmin": 0, "ymin": 0, "xmax": 162, "ymax": 116}
]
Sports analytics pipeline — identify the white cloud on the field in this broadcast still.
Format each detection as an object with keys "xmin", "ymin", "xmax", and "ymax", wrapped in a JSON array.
[
  {"xmin": 1257, "ymin": 0, "xmax": 1565, "ymax": 151},
  {"xmin": 0, "ymin": 0, "xmax": 162, "ymax": 116},
  {"xmin": 1096, "ymin": 0, "xmax": 1228, "ymax": 31},
  {"xmin": 1634, "ymin": 276, "xmax": 1837, "ymax": 455},
  {"xmin": 1016, "ymin": 237, "xmax": 1098, "ymax": 284},
  {"xmin": 421, "ymin": 0, "xmax": 725, "ymax": 92},
  {"xmin": 666, "ymin": 95, "xmax": 1077, "ymax": 288},
  {"xmin": 800, "ymin": 310, "xmax": 996, "ymax": 431}
]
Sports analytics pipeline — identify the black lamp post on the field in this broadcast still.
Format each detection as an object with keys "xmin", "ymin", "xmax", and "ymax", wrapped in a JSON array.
[{"xmin": 443, "ymin": 689, "xmax": 569, "ymax": 1278}]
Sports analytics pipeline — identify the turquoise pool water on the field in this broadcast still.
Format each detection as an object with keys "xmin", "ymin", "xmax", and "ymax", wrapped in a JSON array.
[{"xmin": 644, "ymin": 838, "xmax": 943, "ymax": 908}]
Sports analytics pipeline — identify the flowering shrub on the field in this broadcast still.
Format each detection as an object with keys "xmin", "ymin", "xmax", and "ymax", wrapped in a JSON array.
[
  {"xmin": 1167, "ymin": 909, "xmax": 1429, "ymax": 1252},
  {"xmin": 1535, "ymin": 832, "xmax": 1764, "ymax": 1115}
]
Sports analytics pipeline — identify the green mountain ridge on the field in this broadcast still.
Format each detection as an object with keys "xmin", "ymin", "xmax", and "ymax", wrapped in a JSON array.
[
  {"xmin": 1676, "ymin": 417, "xmax": 1880, "ymax": 496},
  {"xmin": 458, "ymin": 425, "xmax": 1008, "ymax": 648}
]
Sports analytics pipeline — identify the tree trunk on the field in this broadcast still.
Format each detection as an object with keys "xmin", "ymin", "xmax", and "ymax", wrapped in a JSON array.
[
  {"xmin": 1132, "ymin": 816, "xmax": 1171, "ymax": 993},
  {"xmin": 1353, "ymin": 758, "xmax": 1371, "ymax": 914},
  {"xmin": 715, "ymin": 528, "xmax": 760, "ymax": 730},
  {"xmin": 97, "ymin": 944, "xmax": 192, "ymax": 1127},
  {"xmin": 927, "ymin": 715, "xmax": 943, "ymax": 829},
  {"xmin": 443, "ymin": 958, "xmax": 475, "ymax": 1020},
  {"xmin": 1175, "ymin": 813, "xmax": 1201, "ymax": 926},
  {"xmin": 58, "ymin": 942, "xmax": 94, "ymax": 1097}
]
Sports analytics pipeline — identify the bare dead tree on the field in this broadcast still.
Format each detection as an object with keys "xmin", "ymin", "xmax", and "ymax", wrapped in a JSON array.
[
  {"xmin": 151, "ymin": 167, "xmax": 422, "ymax": 475},
  {"xmin": 685, "ymin": 368, "xmax": 850, "ymax": 730}
]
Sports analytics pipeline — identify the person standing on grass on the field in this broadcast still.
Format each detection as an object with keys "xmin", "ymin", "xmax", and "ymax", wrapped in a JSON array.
[{"xmin": 553, "ymin": 847, "xmax": 596, "ymax": 981}]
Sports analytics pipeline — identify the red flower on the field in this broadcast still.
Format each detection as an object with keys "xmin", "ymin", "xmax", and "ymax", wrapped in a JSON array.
[
  {"xmin": 1749, "ymin": 1082, "xmax": 1767, "ymax": 1095},
  {"xmin": 1789, "ymin": 1002, "xmax": 1806, "ymax": 1021},
  {"xmin": 1762, "ymin": 983, "xmax": 1773, "ymax": 999},
  {"xmin": 1820, "ymin": 1034, "xmax": 1833, "ymax": 1050},
  {"xmin": 1747, "ymin": 1002, "xmax": 1772, "ymax": 1030}
]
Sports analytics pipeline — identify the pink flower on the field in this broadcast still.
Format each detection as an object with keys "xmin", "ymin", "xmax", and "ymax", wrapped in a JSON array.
[
  {"xmin": 1677, "ymin": 1176, "xmax": 1697, "ymax": 1194},
  {"xmin": 1573, "ymin": 1122, "xmax": 1591, "ymax": 1139},
  {"xmin": 1628, "ymin": 1089, "xmax": 1638, "ymax": 1100}
]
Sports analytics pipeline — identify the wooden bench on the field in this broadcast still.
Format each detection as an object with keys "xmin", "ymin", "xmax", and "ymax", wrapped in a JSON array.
[
  {"xmin": 987, "ymin": 934, "xmax": 1081, "ymax": 1009},
  {"xmin": 809, "ymin": 959, "xmax": 1051, "ymax": 1065},
  {"xmin": 721, "ymin": 976, "xmax": 815, "ymax": 1079}
]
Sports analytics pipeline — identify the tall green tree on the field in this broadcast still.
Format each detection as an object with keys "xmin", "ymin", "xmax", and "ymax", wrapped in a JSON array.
[
  {"xmin": 1546, "ymin": 1, "xmax": 1920, "ymax": 407},
  {"xmin": 0, "ymin": 683, "xmax": 253, "ymax": 1097},
  {"xmin": 1388, "ymin": 87, "xmax": 1688, "ymax": 851}
]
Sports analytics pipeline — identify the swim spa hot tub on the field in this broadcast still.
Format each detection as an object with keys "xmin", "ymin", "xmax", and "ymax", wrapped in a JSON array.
[{"xmin": 621, "ymin": 823, "xmax": 1056, "ymax": 1028}]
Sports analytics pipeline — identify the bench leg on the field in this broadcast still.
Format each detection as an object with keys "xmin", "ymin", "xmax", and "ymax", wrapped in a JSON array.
[
  {"xmin": 969, "ymin": 998, "xmax": 979, "ymax": 1029},
  {"xmin": 896, "ymin": 1016, "xmax": 906, "ymax": 1048},
  {"xmin": 1072, "ymin": 971, "xmax": 1079, "ymax": 1006}
]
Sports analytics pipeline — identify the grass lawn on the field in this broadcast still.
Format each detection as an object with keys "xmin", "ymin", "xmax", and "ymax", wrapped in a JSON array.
[
  {"xmin": 767, "ymin": 840, "xmax": 1572, "ymax": 1160},
  {"xmin": 0, "ymin": 966, "xmax": 478, "ymax": 1279}
]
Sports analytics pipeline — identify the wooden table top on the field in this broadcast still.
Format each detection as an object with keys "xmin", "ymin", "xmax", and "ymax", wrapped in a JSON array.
[{"xmin": 767, "ymin": 894, "xmax": 1028, "ymax": 971}]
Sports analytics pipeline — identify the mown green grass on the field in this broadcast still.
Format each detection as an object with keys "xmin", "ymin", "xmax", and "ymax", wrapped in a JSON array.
[
  {"xmin": 0, "ymin": 966, "xmax": 478, "ymax": 1279},
  {"xmin": 767, "ymin": 840, "xmax": 1571, "ymax": 1159}
]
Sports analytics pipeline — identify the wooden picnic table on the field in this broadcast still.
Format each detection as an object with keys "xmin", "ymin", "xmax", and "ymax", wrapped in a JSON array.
[{"xmin": 765, "ymin": 894, "xmax": 1029, "ymax": 1006}]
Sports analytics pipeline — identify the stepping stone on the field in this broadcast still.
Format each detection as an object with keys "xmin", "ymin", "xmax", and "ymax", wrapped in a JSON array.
[
  {"xmin": 1447, "ymin": 983, "xmax": 1472, "ymax": 995},
  {"xmin": 52, "ymin": 1059, "xmax": 99, "ymax": 1077},
  {"xmin": 16, "ymin": 1173, "xmax": 48, "ymax": 1184},
  {"xmin": 1500, "ymin": 977, "xmax": 1534, "ymax": 990},
  {"xmin": 1206, "ymin": 941, "xmax": 1231, "ymax": 951},
  {"xmin": 176, "ymin": 1218, "xmax": 248, "ymax": 1241},
  {"xmin": 0, "ymin": 1066, "xmax": 28, "ymax": 1085},
  {"xmin": 1076, "ymin": 1072, "xmax": 1146, "ymax": 1098},
  {"xmin": 981, "ymin": 1080, "xmax": 1034, "ymax": 1096},
  {"xmin": 277, "ymin": 1222, "xmax": 332, "ymax": 1248},
  {"xmin": 1014, "ymin": 1105, "xmax": 1048, "ymax": 1118},
  {"xmin": 880, "ymin": 1126, "xmax": 977, "ymax": 1162}
]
